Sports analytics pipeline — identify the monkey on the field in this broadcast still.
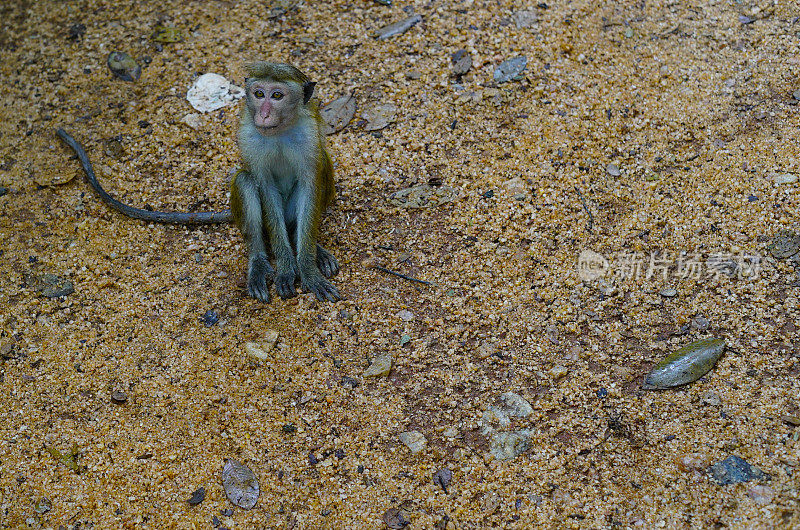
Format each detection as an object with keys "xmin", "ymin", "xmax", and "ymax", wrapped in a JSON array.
[{"xmin": 56, "ymin": 61, "xmax": 341, "ymax": 303}]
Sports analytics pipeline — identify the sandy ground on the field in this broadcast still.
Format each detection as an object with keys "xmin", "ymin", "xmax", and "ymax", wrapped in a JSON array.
[{"xmin": 1, "ymin": 0, "xmax": 799, "ymax": 528}]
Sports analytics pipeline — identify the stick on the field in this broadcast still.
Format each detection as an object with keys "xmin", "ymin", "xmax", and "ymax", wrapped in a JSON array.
[
  {"xmin": 370, "ymin": 265, "xmax": 432, "ymax": 286},
  {"xmin": 575, "ymin": 186, "xmax": 594, "ymax": 233}
]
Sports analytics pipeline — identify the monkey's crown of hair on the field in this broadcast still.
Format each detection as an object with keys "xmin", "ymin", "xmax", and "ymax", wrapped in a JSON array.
[{"xmin": 245, "ymin": 62, "xmax": 309, "ymax": 84}]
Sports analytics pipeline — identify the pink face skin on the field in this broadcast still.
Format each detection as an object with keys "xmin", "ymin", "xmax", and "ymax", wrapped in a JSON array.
[{"xmin": 248, "ymin": 81, "xmax": 300, "ymax": 133}]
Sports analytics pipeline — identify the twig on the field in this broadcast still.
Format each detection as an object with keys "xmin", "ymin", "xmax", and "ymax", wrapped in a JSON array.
[
  {"xmin": 370, "ymin": 265, "xmax": 432, "ymax": 286},
  {"xmin": 575, "ymin": 186, "xmax": 594, "ymax": 233}
]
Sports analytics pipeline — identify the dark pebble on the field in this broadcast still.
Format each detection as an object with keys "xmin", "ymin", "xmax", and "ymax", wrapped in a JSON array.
[
  {"xmin": 67, "ymin": 23, "xmax": 86, "ymax": 40},
  {"xmin": 433, "ymin": 468, "xmax": 453, "ymax": 493},
  {"xmin": 309, "ymin": 453, "xmax": 318, "ymax": 465},
  {"xmin": 282, "ymin": 423, "xmax": 297, "ymax": 434},
  {"xmin": 0, "ymin": 186, "xmax": 7, "ymax": 196},
  {"xmin": 187, "ymin": 486, "xmax": 205, "ymax": 505},
  {"xmin": 482, "ymin": 189, "xmax": 494, "ymax": 199},
  {"xmin": 110, "ymin": 389, "xmax": 128, "ymax": 403},
  {"xmin": 596, "ymin": 388, "xmax": 608, "ymax": 399},
  {"xmin": 212, "ymin": 515, "xmax": 221, "ymax": 527},
  {"xmin": 201, "ymin": 310, "xmax": 219, "ymax": 326},
  {"xmin": 709, "ymin": 455, "xmax": 769, "ymax": 485},
  {"xmin": 335, "ymin": 448, "xmax": 345, "ymax": 459},
  {"xmin": 220, "ymin": 508, "xmax": 233, "ymax": 516},
  {"xmin": 357, "ymin": 465, "xmax": 365, "ymax": 473},
  {"xmin": 340, "ymin": 376, "xmax": 360, "ymax": 388}
]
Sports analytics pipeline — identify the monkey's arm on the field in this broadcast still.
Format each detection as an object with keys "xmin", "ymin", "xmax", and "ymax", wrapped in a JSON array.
[
  {"xmin": 260, "ymin": 184, "xmax": 301, "ymax": 299},
  {"xmin": 294, "ymin": 181, "xmax": 341, "ymax": 302},
  {"xmin": 56, "ymin": 128, "xmax": 231, "ymax": 225}
]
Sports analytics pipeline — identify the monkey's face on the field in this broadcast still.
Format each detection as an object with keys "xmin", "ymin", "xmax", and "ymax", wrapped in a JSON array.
[{"xmin": 246, "ymin": 81, "xmax": 303, "ymax": 133}]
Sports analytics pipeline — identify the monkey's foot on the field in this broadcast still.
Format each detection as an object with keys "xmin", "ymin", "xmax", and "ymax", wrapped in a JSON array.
[
  {"xmin": 302, "ymin": 274, "xmax": 342, "ymax": 302},
  {"xmin": 316, "ymin": 245, "xmax": 340, "ymax": 278},
  {"xmin": 247, "ymin": 254, "xmax": 274, "ymax": 303}
]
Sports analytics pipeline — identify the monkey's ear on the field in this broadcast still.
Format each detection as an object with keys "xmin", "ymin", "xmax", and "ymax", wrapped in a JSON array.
[{"xmin": 302, "ymin": 82, "xmax": 316, "ymax": 105}]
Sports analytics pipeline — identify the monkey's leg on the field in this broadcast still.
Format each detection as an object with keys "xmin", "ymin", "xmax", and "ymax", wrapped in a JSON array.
[
  {"xmin": 292, "ymin": 186, "xmax": 342, "ymax": 302},
  {"xmin": 316, "ymin": 244, "xmax": 339, "ymax": 279},
  {"xmin": 260, "ymin": 185, "xmax": 299, "ymax": 299},
  {"xmin": 232, "ymin": 174, "xmax": 274, "ymax": 303}
]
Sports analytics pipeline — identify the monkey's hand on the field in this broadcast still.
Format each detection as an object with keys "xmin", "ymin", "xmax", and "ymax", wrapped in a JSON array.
[
  {"xmin": 301, "ymin": 271, "xmax": 342, "ymax": 302},
  {"xmin": 274, "ymin": 260, "xmax": 299, "ymax": 299},
  {"xmin": 247, "ymin": 254, "xmax": 275, "ymax": 303},
  {"xmin": 316, "ymin": 245, "xmax": 340, "ymax": 279}
]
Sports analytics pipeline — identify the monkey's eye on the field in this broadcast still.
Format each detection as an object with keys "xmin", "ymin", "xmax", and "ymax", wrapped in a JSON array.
[
  {"xmin": 271, "ymin": 91, "xmax": 284, "ymax": 100},
  {"xmin": 253, "ymin": 89, "xmax": 266, "ymax": 99}
]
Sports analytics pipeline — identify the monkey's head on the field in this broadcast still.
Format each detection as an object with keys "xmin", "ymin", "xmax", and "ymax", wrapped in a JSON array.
[{"xmin": 243, "ymin": 62, "xmax": 316, "ymax": 134}]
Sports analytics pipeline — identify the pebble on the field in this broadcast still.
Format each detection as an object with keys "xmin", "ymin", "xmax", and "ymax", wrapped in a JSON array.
[
  {"xmin": 397, "ymin": 310, "xmax": 414, "ymax": 321},
  {"xmin": 187, "ymin": 73, "xmax": 244, "ymax": 113},
  {"xmin": 374, "ymin": 14, "xmax": 422, "ymax": 40},
  {"xmin": 691, "ymin": 315, "xmax": 710, "ymax": 331},
  {"xmin": 490, "ymin": 430, "xmax": 533, "ymax": 460},
  {"xmin": 709, "ymin": 455, "xmax": 768, "ymax": 485},
  {"xmin": 110, "ymin": 389, "xmax": 128, "ymax": 403},
  {"xmin": 398, "ymin": 430, "xmax": 427, "ymax": 454},
  {"xmin": 451, "ymin": 49, "xmax": 472, "ymax": 76},
  {"xmin": 382, "ymin": 507, "xmax": 410, "ymax": 529},
  {"xmin": 480, "ymin": 392, "xmax": 533, "ymax": 435},
  {"xmin": 768, "ymin": 229, "xmax": 800, "ymax": 259},
  {"xmin": 363, "ymin": 351, "xmax": 392, "ymax": 377},
  {"xmin": 152, "ymin": 25, "xmax": 184, "ymax": 43},
  {"xmin": 388, "ymin": 183, "xmax": 459, "ymax": 209},
  {"xmin": 549, "ymin": 365, "xmax": 568, "ymax": 380},
  {"xmin": 659, "ymin": 288, "xmax": 677, "ymax": 298},
  {"xmin": 201, "ymin": 310, "xmax": 220, "ymax": 327},
  {"xmin": 222, "ymin": 459, "xmax": 260, "ymax": 509},
  {"xmin": 433, "ymin": 468, "xmax": 453, "ymax": 493},
  {"xmin": 747, "ymin": 485, "xmax": 775, "ymax": 505},
  {"xmin": 606, "ymin": 163, "xmax": 621, "ymax": 177},
  {"xmin": 107, "ymin": 51, "xmax": 140, "ymax": 82},
  {"xmin": 512, "ymin": 11, "xmax": 537, "ymax": 29},
  {"xmin": 771, "ymin": 173, "xmax": 797, "ymax": 185},
  {"xmin": 187, "ymin": 487, "xmax": 206, "ymax": 506},
  {"xmin": 24, "ymin": 272, "xmax": 74, "ymax": 298},
  {"xmin": 181, "ymin": 113, "xmax": 204, "ymax": 130},
  {"xmin": 643, "ymin": 337, "xmax": 725, "ymax": 389},
  {"xmin": 494, "ymin": 56, "xmax": 527, "ymax": 83},
  {"xmin": 793, "ymin": 88, "xmax": 800, "ymax": 101}
]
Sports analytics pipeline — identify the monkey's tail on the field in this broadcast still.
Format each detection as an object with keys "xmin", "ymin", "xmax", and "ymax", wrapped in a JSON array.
[{"xmin": 56, "ymin": 128, "xmax": 232, "ymax": 225}]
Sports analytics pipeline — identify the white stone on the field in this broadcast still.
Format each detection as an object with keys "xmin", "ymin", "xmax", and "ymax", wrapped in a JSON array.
[{"xmin": 186, "ymin": 73, "xmax": 244, "ymax": 113}]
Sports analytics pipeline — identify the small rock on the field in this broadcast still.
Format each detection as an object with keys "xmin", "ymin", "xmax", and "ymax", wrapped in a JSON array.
[
  {"xmin": 363, "ymin": 351, "xmax": 392, "ymax": 377},
  {"xmin": 659, "ymin": 288, "xmax": 677, "ymax": 298},
  {"xmin": 222, "ymin": 459, "xmax": 260, "ymax": 509},
  {"xmin": 399, "ymin": 431, "xmax": 427, "ymax": 454},
  {"xmin": 490, "ymin": 430, "xmax": 533, "ymax": 460},
  {"xmin": 107, "ymin": 51, "xmax": 141, "ymax": 82},
  {"xmin": 187, "ymin": 73, "xmax": 244, "ymax": 113},
  {"xmin": 110, "ymin": 389, "xmax": 128, "ymax": 403},
  {"xmin": 24, "ymin": 272, "xmax": 74, "ymax": 298},
  {"xmin": 739, "ymin": 15, "xmax": 755, "ymax": 24},
  {"xmin": 482, "ymin": 491, "xmax": 500, "ymax": 513},
  {"xmin": 388, "ymin": 183, "xmax": 459, "ymax": 209},
  {"xmin": 374, "ymin": 14, "xmax": 422, "ymax": 39},
  {"xmin": 691, "ymin": 315, "xmax": 710, "ymax": 331},
  {"xmin": 433, "ymin": 468, "xmax": 453, "ymax": 493},
  {"xmin": 181, "ymin": 113, "xmax": 204, "ymax": 130},
  {"xmin": 152, "ymin": 26, "xmax": 184, "ymax": 43},
  {"xmin": 643, "ymin": 337, "xmax": 725, "ymax": 390},
  {"xmin": 793, "ymin": 89, "xmax": 800, "ymax": 101},
  {"xmin": 772, "ymin": 173, "xmax": 798, "ymax": 185},
  {"xmin": 67, "ymin": 23, "xmax": 86, "ymax": 40},
  {"xmin": 747, "ymin": 485, "xmax": 775, "ymax": 505},
  {"xmin": 606, "ymin": 163, "xmax": 621, "ymax": 177},
  {"xmin": 451, "ymin": 50, "xmax": 472, "ymax": 76},
  {"xmin": 549, "ymin": 365, "xmax": 568, "ymax": 380},
  {"xmin": 481, "ymin": 392, "xmax": 533, "ymax": 434},
  {"xmin": 382, "ymin": 507, "xmax": 410, "ymax": 529},
  {"xmin": 341, "ymin": 376, "xmax": 360, "ymax": 389},
  {"xmin": 512, "ymin": 10, "xmax": 537, "ymax": 28},
  {"xmin": 201, "ymin": 310, "xmax": 220, "ymax": 327},
  {"xmin": 397, "ymin": 310, "xmax": 414, "ymax": 321},
  {"xmin": 187, "ymin": 487, "xmax": 206, "ymax": 506},
  {"xmin": 768, "ymin": 229, "xmax": 800, "ymax": 259},
  {"xmin": 494, "ymin": 56, "xmax": 527, "ymax": 83},
  {"xmin": 699, "ymin": 391, "xmax": 722, "ymax": 406},
  {"xmin": 34, "ymin": 498, "xmax": 51, "ymax": 514},
  {"xmin": 676, "ymin": 453, "xmax": 707, "ymax": 473},
  {"xmin": 443, "ymin": 426, "xmax": 459, "ymax": 438},
  {"xmin": 405, "ymin": 70, "xmax": 422, "ymax": 80},
  {"xmin": 709, "ymin": 455, "xmax": 768, "ymax": 485}
]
